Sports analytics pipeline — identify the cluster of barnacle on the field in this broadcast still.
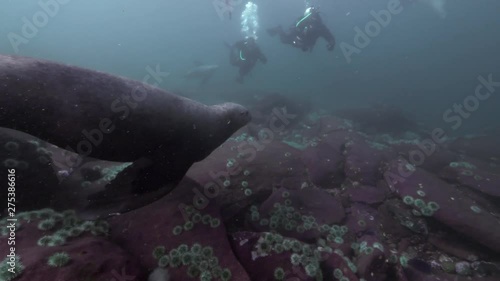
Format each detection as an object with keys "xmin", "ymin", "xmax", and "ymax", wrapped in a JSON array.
[
  {"xmin": 0, "ymin": 251, "xmax": 67, "ymax": 281},
  {"xmin": 246, "ymin": 192, "xmax": 417, "ymax": 281},
  {"xmin": 351, "ymin": 240, "xmax": 384, "ymax": 257},
  {"xmin": 171, "ymin": 205, "xmax": 221, "ymax": 236},
  {"xmin": 223, "ymin": 158, "xmax": 253, "ymax": 196},
  {"xmin": 331, "ymin": 248, "xmax": 358, "ymax": 280},
  {"xmin": 46, "ymin": 252, "xmax": 71, "ymax": 267},
  {"xmin": 448, "ymin": 162, "xmax": 488, "ymax": 181},
  {"xmin": 0, "ymin": 208, "xmax": 107, "ymax": 280},
  {"xmin": 152, "ymin": 243, "xmax": 232, "ymax": 281},
  {"xmin": 249, "ymin": 191, "xmax": 350, "ymax": 243},
  {"xmin": 402, "ymin": 190, "xmax": 440, "ymax": 217},
  {"xmin": 252, "ymin": 231, "xmax": 366, "ymax": 281},
  {"xmin": 0, "ymin": 208, "xmax": 109, "ymax": 246},
  {"xmin": 0, "ymin": 256, "xmax": 24, "ymax": 281},
  {"xmin": 252, "ymin": 232, "xmax": 331, "ymax": 280},
  {"xmin": 249, "ymin": 191, "xmax": 301, "ymax": 231}
]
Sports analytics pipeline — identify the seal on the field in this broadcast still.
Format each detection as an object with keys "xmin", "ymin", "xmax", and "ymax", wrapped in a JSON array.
[{"xmin": 0, "ymin": 54, "xmax": 251, "ymax": 219}]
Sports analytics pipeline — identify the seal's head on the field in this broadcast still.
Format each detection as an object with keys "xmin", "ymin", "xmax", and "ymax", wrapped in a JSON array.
[{"xmin": 214, "ymin": 102, "xmax": 251, "ymax": 135}]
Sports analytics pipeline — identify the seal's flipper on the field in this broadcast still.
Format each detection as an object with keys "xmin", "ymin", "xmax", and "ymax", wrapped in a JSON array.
[
  {"xmin": 80, "ymin": 154, "xmax": 194, "ymax": 220},
  {"xmin": 80, "ymin": 183, "xmax": 173, "ymax": 220}
]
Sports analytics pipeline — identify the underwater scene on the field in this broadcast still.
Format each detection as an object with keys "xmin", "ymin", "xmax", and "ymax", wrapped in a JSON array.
[{"xmin": 1, "ymin": 0, "xmax": 500, "ymax": 280}]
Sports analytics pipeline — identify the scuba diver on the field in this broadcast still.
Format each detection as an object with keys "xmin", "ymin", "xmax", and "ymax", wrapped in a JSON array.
[
  {"xmin": 267, "ymin": 6, "xmax": 335, "ymax": 52},
  {"xmin": 229, "ymin": 37, "xmax": 267, "ymax": 84}
]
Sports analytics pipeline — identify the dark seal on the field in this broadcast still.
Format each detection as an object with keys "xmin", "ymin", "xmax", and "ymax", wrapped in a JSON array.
[{"xmin": 0, "ymin": 54, "xmax": 250, "ymax": 219}]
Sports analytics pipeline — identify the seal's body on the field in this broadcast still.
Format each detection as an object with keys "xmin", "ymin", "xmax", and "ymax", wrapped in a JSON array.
[{"xmin": 0, "ymin": 55, "xmax": 250, "ymax": 218}]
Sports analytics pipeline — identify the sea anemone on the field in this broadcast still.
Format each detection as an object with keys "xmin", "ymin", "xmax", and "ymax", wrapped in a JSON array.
[{"xmin": 47, "ymin": 252, "xmax": 71, "ymax": 267}]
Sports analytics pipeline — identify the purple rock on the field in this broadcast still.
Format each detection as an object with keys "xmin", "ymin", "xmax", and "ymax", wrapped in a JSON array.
[
  {"xmin": 301, "ymin": 141, "xmax": 344, "ymax": 188},
  {"xmin": 391, "ymin": 142, "xmax": 459, "ymax": 173},
  {"xmin": 230, "ymin": 231, "xmax": 313, "ymax": 281},
  {"xmin": 108, "ymin": 178, "xmax": 251, "ymax": 281},
  {"xmin": 344, "ymin": 203, "xmax": 380, "ymax": 235},
  {"xmin": 346, "ymin": 185, "xmax": 387, "ymax": 205},
  {"xmin": 344, "ymin": 139, "xmax": 396, "ymax": 185},
  {"xmin": 322, "ymin": 250, "xmax": 359, "ymax": 281},
  {"xmin": 440, "ymin": 165, "xmax": 500, "ymax": 198},
  {"xmin": 0, "ymin": 212, "xmax": 145, "ymax": 281},
  {"xmin": 355, "ymin": 235, "xmax": 389, "ymax": 281},
  {"xmin": 253, "ymin": 188, "xmax": 345, "ymax": 241},
  {"xmin": 187, "ymin": 139, "xmax": 309, "ymax": 220},
  {"xmin": 384, "ymin": 158, "xmax": 500, "ymax": 253},
  {"xmin": 428, "ymin": 234, "xmax": 484, "ymax": 262}
]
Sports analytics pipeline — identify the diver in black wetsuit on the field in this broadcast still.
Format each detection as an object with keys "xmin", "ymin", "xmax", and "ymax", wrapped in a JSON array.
[
  {"xmin": 267, "ymin": 6, "xmax": 335, "ymax": 52},
  {"xmin": 229, "ymin": 37, "xmax": 267, "ymax": 84}
]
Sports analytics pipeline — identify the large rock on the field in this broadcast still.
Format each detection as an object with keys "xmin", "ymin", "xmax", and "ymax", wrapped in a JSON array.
[
  {"xmin": 384, "ymin": 158, "xmax": 500, "ymax": 253},
  {"xmin": 0, "ymin": 209, "xmax": 143, "ymax": 281},
  {"xmin": 301, "ymin": 141, "xmax": 344, "ymax": 188},
  {"xmin": 230, "ymin": 231, "xmax": 314, "ymax": 281},
  {"xmin": 252, "ymin": 188, "xmax": 345, "ymax": 241},
  {"xmin": 187, "ymin": 139, "xmax": 309, "ymax": 220},
  {"xmin": 344, "ymin": 139, "xmax": 396, "ymax": 185},
  {"xmin": 440, "ymin": 164, "xmax": 500, "ymax": 198},
  {"xmin": 108, "ymin": 177, "xmax": 251, "ymax": 281},
  {"xmin": 345, "ymin": 185, "xmax": 387, "ymax": 205}
]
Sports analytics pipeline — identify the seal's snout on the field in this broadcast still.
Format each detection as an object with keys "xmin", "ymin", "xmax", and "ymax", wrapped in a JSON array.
[
  {"xmin": 214, "ymin": 102, "xmax": 251, "ymax": 128},
  {"xmin": 230, "ymin": 104, "xmax": 251, "ymax": 126},
  {"xmin": 239, "ymin": 108, "xmax": 251, "ymax": 123}
]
